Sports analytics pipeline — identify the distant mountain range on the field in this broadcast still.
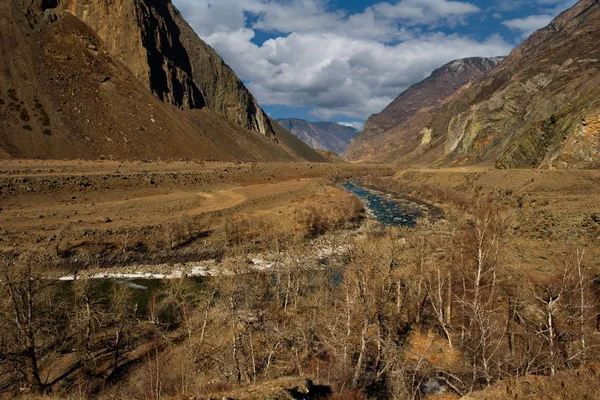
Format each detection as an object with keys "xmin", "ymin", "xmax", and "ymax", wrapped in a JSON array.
[
  {"xmin": 346, "ymin": 0, "xmax": 600, "ymax": 169},
  {"xmin": 0, "ymin": 0, "xmax": 328, "ymax": 162},
  {"xmin": 276, "ymin": 118, "xmax": 360, "ymax": 155}
]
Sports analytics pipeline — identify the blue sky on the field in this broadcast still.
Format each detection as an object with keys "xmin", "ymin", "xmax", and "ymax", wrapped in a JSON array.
[{"xmin": 173, "ymin": 0, "xmax": 576, "ymax": 129}]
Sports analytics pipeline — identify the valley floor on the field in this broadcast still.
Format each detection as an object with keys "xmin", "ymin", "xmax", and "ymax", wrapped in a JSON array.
[
  {"xmin": 0, "ymin": 160, "xmax": 393, "ymax": 268},
  {"xmin": 390, "ymin": 167, "xmax": 600, "ymax": 280},
  {"xmin": 2, "ymin": 161, "xmax": 600, "ymax": 399}
]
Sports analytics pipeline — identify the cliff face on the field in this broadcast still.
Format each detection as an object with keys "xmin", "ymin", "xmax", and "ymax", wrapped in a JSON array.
[
  {"xmin": 427, "ymin": 0, "xmax": 600, "ymax": 169},
  {"xmin": 0, "ymin": 0, "xmax": 327, "ymax": 161},
  {"xmin": 345, "ymin": 57, "xmax": 505, "ymax": 163},
  {"xmin": 170, "ymin": 7, "xmax": 275, "ymax": 136},
  {"xmin": 276, "ymin": 118, "xmax": 360, "ymax": 155},
  {"xmin": 59, "ymin": 0, "xmax": 276, "ymax": 137},
  {"xmin": 348, "ymin": 0, "xmax": 600, "ymax": 169}
]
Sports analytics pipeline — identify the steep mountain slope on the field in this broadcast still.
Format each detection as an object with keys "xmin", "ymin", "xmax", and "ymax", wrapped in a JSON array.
[
  {"xmin": 425, "ymin": 0, "xmax": 600, "ymax": 169},
  {"xmin": 0, "ymin": 0, "xmax": 328, "ymax": 161},
  {"xmin": 276, "ymin": 118, "xmax": 360, "ymax": 154},
  {"xmin": 345, "ymin": 57, "xmax": 505, "ymax": 163},
  {"xmin": 348, "ymin": 0, "xmax": 600, "ymax": 169}
]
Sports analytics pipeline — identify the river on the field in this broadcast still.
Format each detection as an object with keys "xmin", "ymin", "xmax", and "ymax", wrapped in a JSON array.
[
  {"xmin": 341, "ymin": 181, "xmax": 425, "ymax": 227},
  {"xmin": 57, "ymin": 182, "xmax": 440, "ymax": 309}
]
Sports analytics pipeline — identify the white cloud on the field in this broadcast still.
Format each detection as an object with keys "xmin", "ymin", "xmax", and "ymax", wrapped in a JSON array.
[
  {"xmin": 370, "ymin": 0, "xmax": 480, "ymax": 27},
  {"xmin": 174, "ymin": 0, "xmax": 481, "ymax": 42},
  {"xmin": 495, "ymin": 0, "xmax": 576, "ymax": 33},
  {"xmin": 234, "ymin": 32, "xmax": 510, "ymax": 119},
  {"xmin": 502, "ymin": 14, "xmax": 554, "ymax": 37},
  {"xmin": 172, "ymin": 0, "xmax": 511, "ymax": 120}
]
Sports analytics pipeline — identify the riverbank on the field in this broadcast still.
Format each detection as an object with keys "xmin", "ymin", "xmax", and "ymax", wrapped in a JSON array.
[
  {"xmin": 55, "ymin": 231, "xmax": 353, "ymax": 281},
  {"xmin": 367, "ymin": 167, "xmax": 600, "ymax": 280},
  {"xmin": 0, "ymin": 161, "xmax": 394, "ymax": 273}
]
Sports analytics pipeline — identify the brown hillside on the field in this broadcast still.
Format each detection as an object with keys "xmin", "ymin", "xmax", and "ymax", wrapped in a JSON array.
[
  {"xmin": 0, "ymin": 0, "xmax": 328, "ymax": 162},
  {"xmin": 345, "ymin": 57, "xmax": 505, "ymax": 163},
  {"xmin": 428, "ymin": 0, "xmax": 600, "ymax": 169},
  {"xmin": 348, "ymin": 0, "xmax": 600, "ymax": 169}
]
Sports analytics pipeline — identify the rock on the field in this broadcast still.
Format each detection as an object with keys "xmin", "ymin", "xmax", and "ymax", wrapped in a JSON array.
[
  {"xmin": 346, "ymin": 56, "xmax": 505, "ymax": 162},
  {"xmin": 0, "ymin": 0, "xmax": 326, "ymax": 162},
  {"xmin": 421, "ymin": 377, "xmax": 449, "ymax": 396},
  {"xmin": 346, "ymin": 0, "xmax": 600, "ymax": 169},
  {"xmin": 99, "ymin": 216, "xmax": 111, "ymax": 223},
  {"xmin": 591, "ymin": 213, "xmax": 600, "ymax": 223},
  {"xmin": 61, "ymin": 0, "xmax": 276, "ymax": 138}
]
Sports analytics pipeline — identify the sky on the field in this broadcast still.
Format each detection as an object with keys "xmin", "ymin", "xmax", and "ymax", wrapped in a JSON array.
[{"xmin": 172, "ymin": 0, "xmax": 577, "ymax": 130}]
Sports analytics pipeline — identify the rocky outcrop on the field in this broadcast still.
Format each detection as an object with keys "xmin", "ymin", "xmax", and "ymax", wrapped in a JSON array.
[
  {"xmin": 348, "ymin": 0, "xmax": 600, "ymax": 169},
  {"xmin": 345, "ymin": 57, "xmax": 505, "ymax": 162},
  {"xmin": 56, "ymin": 0, "xmax": 276, "ymax": 137},
  {"xmin": 0, "ymin": 0, "xmax": 327, "ymax": 161},
  {"xmin": 200, "ymin": 377, "xmax": 332, "ymax": 400},
  {"xmin": 170, "ymin": 7, "xmax": 275, "ymax": 136},
  {"xmin": 277, "ymin": 118, "xmax": 360, "ymax": 155},
  {"xmin": 427, "ymin": 0, "xmax": 600, "ymax": 169}
]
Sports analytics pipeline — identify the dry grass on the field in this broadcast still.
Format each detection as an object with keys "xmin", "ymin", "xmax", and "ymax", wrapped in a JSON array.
[
  {"xmin": 464, "ymin": 363, "xmax": 600, "ymax": 399},
  {"xmin": 225, "ymin": 185, "xmax": 364, "ymax": 252}
]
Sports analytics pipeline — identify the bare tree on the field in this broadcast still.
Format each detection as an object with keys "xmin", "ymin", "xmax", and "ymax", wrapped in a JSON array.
[
  {"xmin": 427, "ymin": 263, "xmax": 453, "ymax": 349},
  {"xmin": 564, "ymin": 249, "xmax": 595, "ymax": 365},
  {"xmin": 455, "ymin": 199, "xmax": 510, "ymax": 388},
  {"xmin": 0, "ymin": 250, "xmax": 65, "ymax": 394}
]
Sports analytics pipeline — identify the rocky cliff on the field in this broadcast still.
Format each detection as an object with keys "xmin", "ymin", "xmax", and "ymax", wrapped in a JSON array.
[
  {"xmin": 427, "ymin": 0, "xmax": 600, "ymax": 169},
  {"xmin": 347, "ymin": 0, "xmax": 600, "ymax": 169},
  {"xmin": 0, "ymin": 0, "xmax": 327, "ymax": 161},
  {"xmin": 277, "ymin": 118, "xmax": 360, "ymax": 155},
  {"xmin": 56, "ymin": 0, "xmax": 276, "ymax": 137},
  {"xmin": 345, "ymin": 57, "xmax": 505, "ymax": 163}
]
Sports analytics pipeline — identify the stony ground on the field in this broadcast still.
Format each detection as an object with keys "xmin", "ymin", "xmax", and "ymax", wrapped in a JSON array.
[{"xmin": 0, "ymin": 160, "xmax": 393, "ymax": 270}]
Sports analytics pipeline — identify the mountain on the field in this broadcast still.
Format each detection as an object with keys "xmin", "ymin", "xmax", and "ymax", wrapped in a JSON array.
[
  {"xmin": 427, "ymin": 0, "xmax": 600, "ymax": 169},
  {"xmin": 345, "ymin": 56, "xmax": 506, "ymax": 163},
  {"xmin": 0, "ymin": 0, "xmax": 328, "ymax": 162},
  {"xmin": 347, "ymin": 0, "xmax": 600, "ymax": 169},
  {"xmin": 276, "ymin": 118, "xmax": 360, "ymax": 155}
]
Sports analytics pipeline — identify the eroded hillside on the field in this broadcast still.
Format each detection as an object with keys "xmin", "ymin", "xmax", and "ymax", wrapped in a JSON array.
[
  {"xmin": 345, "ymin": 57, "xmax": 505, "ymax": 163},
  {"xmin": 0, "ymin": 0, "xmax": 328, "ymax": 161},
  {"xmin": 347, "ymin": 0, "xmax": 600, "ymax": 169}
]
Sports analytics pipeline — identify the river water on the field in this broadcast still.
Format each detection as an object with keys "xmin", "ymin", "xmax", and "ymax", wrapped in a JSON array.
[
  {"xmin": 59, "ymin": 183, "xmax": 436, "ymax": 308},
  {"xmin": 341, "ymin": 182, "xmax": 425, "ymax": 227}
]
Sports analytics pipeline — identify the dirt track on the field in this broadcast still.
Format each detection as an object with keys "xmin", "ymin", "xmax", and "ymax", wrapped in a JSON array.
[
  {"xmin": 0, "ymin": 161, "xmax": 393, "ymax": 256},
  {"xmin": 1, "ymin": 179, "xmax": 312, "ymax": 232}
]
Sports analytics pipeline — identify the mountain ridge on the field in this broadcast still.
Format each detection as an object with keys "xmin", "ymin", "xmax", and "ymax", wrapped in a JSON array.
[
  {"xmin": 427, "ymin": 0, "xmax": 600, "ymax": 169},
  {"xmin": 346, "ymin": 0, "xmax": 600, "ymax": 169},
  {"xmin": 276, "ymin": 118, "xmax": 360, "ymax": 155},
  {"xmin": 345, "ymin": 56, "xmax": 506, "ymax": 163},
  {"xmin": 0, "ymin": 0, "xmax": 328, "ymax": 162}
]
